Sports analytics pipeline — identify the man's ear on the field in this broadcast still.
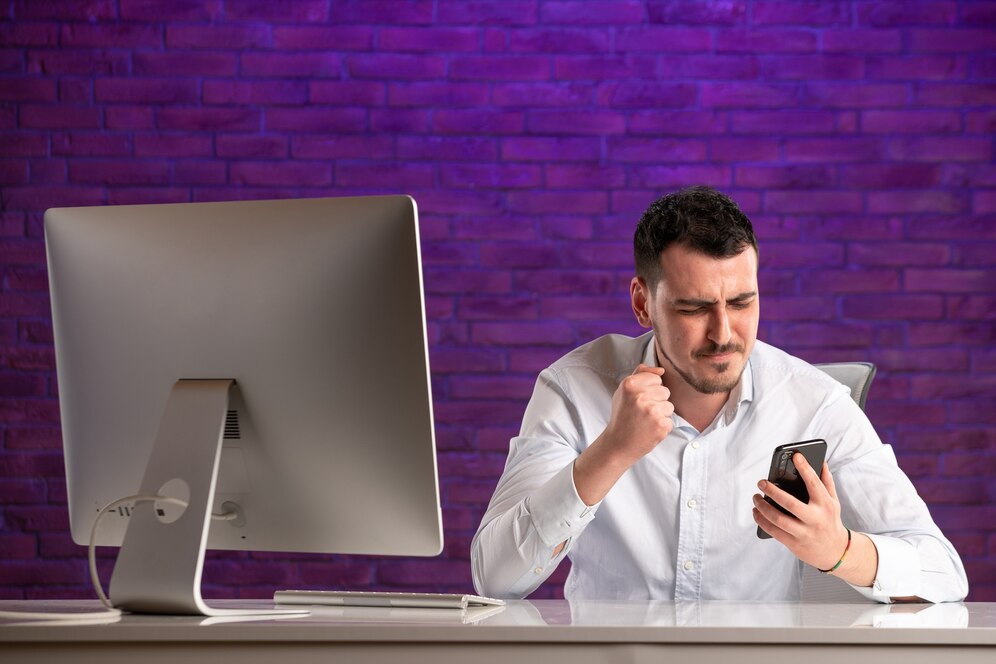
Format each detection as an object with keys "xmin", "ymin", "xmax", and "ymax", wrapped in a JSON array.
[{"xmin": 631, "ymin": 277, "xmax": 653, "ymax": 329}]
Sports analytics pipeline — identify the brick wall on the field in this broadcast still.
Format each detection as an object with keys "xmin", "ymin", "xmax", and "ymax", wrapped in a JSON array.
[{"xmin": 1, "ymin": 0, "xmax": 994, "ymax": 602}]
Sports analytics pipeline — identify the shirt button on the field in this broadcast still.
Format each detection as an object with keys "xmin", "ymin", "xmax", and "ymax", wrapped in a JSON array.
[
  {"xmin": 683, "ymin": 560, "xmax": 695, "ymax": 571},
  {"xmin": 534, "ymin": 567, "xmax": 543, "ymax": 575},
  {"xmin": 687, "ymin": 499, "xmax": 697, "ymax": 509},
  {"xmin": 691, "ymin": 441, "xmax": 701, "ymax": 449}
]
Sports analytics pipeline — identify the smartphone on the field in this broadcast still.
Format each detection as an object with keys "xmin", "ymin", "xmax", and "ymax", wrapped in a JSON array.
[{"xmin": 756, "ymin": 439, "xmax": 827, "ymax": 540}]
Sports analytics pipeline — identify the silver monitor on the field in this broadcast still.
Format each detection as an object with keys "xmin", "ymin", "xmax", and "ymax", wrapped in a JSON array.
[{"xmin": 45, "ymin": 195, "xmax": 442, "ymax": 616}]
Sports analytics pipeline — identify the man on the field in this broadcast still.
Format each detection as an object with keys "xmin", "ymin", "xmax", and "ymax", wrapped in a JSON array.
[{"xmin": 471, "ymin": 186, "xmax": 967, "ymax": 603}]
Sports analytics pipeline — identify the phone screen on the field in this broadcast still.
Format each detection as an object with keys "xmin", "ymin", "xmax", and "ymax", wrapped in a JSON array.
[{"xmin": 756, "ymin": 439, "xmax": 827, "ymax": 540}]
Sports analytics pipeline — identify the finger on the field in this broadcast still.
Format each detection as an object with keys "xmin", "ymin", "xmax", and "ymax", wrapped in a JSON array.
[
  {"xmin": 632, "ymin": 363, "xmax": 665, "ymax": 378},
  {"xmin": 753, "ymin": 504, "xmax": 792, "ymax": 545},
  {"xmin": 752, "ymin": 493, "xmax": 803, "ymax": 539},
  {"xmin": 821, "ymin": 462, "xmax": 838, "ymax": 501},
  {"xmin": 757, "ymin": 478, "xmax": 806, "ymax": 519},
  {"xmin": 792, "ymin": 452, "xmax": 828, "ymax": 504}
]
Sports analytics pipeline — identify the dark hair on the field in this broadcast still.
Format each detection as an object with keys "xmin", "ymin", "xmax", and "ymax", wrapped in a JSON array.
[{"xmin": 634, "ymin": 186, "xmax": 758, "ymax": 288}]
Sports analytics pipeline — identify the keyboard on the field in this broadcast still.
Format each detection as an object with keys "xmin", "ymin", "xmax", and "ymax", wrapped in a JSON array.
[{"xmin": 273, "ymin": 590, "xmax": 505, "ymax": 610}]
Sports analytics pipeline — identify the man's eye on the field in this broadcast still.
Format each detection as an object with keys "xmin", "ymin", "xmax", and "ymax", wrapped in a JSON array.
[
  {"xmin": 678, "ymin": 309, "xmax": 704, "ymax": 315},
  {"xmin": 730, "ymin": 301, "xmax": 752, "ymax": 309}
]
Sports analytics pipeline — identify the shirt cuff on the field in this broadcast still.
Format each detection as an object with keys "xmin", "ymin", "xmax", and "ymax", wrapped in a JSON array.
[
  {"xmin": 526, "ymin": 461, "xmax": 600, "ymax": 547},
  {"xmin": 847, "ymin": 532, "xmax": 921, "ymax": 602}
]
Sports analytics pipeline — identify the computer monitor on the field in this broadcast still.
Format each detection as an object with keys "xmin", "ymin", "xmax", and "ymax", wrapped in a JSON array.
[{"xmin": 44, "ymin": 195, "xmax": 442, "ymax": 616}]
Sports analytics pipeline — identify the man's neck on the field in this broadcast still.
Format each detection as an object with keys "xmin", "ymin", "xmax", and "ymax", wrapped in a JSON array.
[{"xmin": 665, "ymin": 378, "xmax": 730, "ymax": 433}]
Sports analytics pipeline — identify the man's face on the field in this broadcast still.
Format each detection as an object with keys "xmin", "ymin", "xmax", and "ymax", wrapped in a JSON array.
[{"xmin": 632, "ymin": 244, "xmax": 759, "ymax": 395}]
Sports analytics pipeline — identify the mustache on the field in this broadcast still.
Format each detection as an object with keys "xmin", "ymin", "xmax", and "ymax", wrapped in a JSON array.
[{"xmin": 693, "ymin": 342, "xmax": 744, "ymax": 359}]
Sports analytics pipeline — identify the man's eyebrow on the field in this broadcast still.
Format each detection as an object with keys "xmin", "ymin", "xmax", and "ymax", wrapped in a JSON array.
[{"xmin": 673, "ymin": 291, "xmax": 758, "ymax": 307}]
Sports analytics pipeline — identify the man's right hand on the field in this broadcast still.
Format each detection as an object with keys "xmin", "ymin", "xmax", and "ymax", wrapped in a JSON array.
[{"xmin": 572, "ymin": 364, "xmax": 674, "ymax": 506}]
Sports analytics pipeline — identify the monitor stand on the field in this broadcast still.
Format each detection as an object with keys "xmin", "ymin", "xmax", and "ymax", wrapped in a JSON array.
[{"xmin": 108, "ymin": 379, "xmax": 307, "ymax": 617}]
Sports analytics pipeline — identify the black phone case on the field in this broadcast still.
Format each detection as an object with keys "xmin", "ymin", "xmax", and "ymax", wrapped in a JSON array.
[{"xmin": 756, "ymin": 439, "xmax": 827, "ymax": 539}]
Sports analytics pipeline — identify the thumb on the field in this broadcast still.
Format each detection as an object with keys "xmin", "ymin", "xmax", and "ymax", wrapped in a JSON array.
[{"xmin": 633, "ymin": 363, "xmax": 665, "ymax": 377}]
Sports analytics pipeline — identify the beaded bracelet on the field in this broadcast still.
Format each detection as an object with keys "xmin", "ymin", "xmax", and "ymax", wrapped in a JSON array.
[{"xmin": 818, "ymin": 528, "xmax": 852, "ymax": 574}]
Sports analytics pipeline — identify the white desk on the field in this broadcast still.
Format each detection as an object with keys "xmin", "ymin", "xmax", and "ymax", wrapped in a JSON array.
[{"xmin": 2, "ymin": 600, "xmax": 994, "ymax": 664}]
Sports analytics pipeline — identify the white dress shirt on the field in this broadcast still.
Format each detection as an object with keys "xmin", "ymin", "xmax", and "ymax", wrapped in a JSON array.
[{"xmin": 471, "ymin": 332, "xmax": 968, "ymax": 603}]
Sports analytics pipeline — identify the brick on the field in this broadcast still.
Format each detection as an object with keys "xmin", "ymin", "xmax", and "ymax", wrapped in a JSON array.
[
  {"xmin": 120, "ymin": 0, "xmax": 221, "ymax": 20},
  {"xmin": 309, "ymin": 81, "xmax": 385, "ymax": 105},
  {"xmin": 0, "ymin": 22, "xmax": 58, "ymax": 47},
  {"xmin": 911, "ymin": 374, "xmax": 996, "ymax": 401},
  {"xmin": 554, "ymin": 55, "xmax": 655, "ymax": 80},
  {"xmin": 295, "ymin": 561, "xmax": 374, "ymax": 587},
  {"xmin": 909, "ymin": 217, "xmax": 996, "ymax": 240},
  {"xmin": 700, "ymin": 83, "xmax": 797, "ymax": 108},
  {"xmin": 241, "ymin": 52, "xmax": 341, "ymax": 78},
  {"xmin": 27, "ymin": 50, "xmax": 129, "ymax": 75},
  {"xmin": 717, "ymin": 29, "xmax": 816, "ymax": 53},
  {"xmin": 765, "ymin": 191, "xmax": 862, "ymax": 214},
  {"xmin": 4, "ymin": 264, "xmax": 48, "ymax": 290},
  {"xmin": 133, "ymin": 52, "xmax": 236, "ymax": 77},
  {"xmin": 735, "ymin": 165, "xmax": 833, "ymax": 189},
  {"xmin": 857, "ymin": 1, "xmax": 957, "ymax": 26},
  {"xmin": 841, "ymin": 295, "xmax": 945, "ymax": 320},
  {"xmin": 173, "ymin": 160, "xmax": 226, "ymax": 185},
  {"xmin": 709, "ymin": 138, "xmax": 779, "ymax": 162},
  {"xmin": 107, "ymin": 188, "xmax": 189, "ymax": 205},
  {"xmin": 866, "ymin": 400, "xmax": 946, "ymax": 427},
  {"xmin": 424, "ymin": 269, "xmax": 510, "ymax": 294},
  {"xmin": 507, "ymin": 27, "xmax": 611, "ymax": 52},
  {"xmin": 413, "ymin": 190, "xmax": 502, "ymax": 215},
  {"xmin": 542, "ymin": 0, "xmax": 645, "ymax": 24},
  {"xmin": 471, "ymin": 321, "xmax": 575, "ymax": 346},
  {"xmin": 866, "ymin": 55, "xmax": 964, "ymax": 80},
  {"xmin": 265, "ymin": 108, "xmax": 366, "ymax": 133},
  {"xmin": 909, "ymin": 29, "xmax": 996, "ymax": 52},
  {"xmin": 68, "ymin": 160, "xmax": 168, "ymax": 185},
  {"xmin": 231, "ymin": 161, "xmax": 331, "ymax": 187},
  {"xmin": 30, "ymin": 157, "xmax": 66, "ymax": 183},
  {"xmin": 541, "ymin": 295, "xmax": 630, "ymax": 319},
  {"xmin": 433, "ymin": 110, "xmax": 524, "ymax": 135},
  {"xmin": 502, "ymin": 137, "xmax": 600, "ymax": 162},
  {"xmin": 628, "ymin": 164, "xmax": 731, "ymax": 188},
  {"xmin": 753, "ymin": 1, "xmax": 850, "ymax": 25},
  {"xmin": 95, "ymin": 78, "xmax": 197, "ymax": 104},
  {"xmin": 270, "ymin": 26, "xmax": 372, "ymax": 51},
  {"xmin": 527, "ymin": 110, "xmax": 625, "ymax": 135},
  {"xmin": 203, "ymin": 81, "xmax": 307, "ymax": 105},
  {"xmin": 629, "ymin": 110, "xmax": 725, "ymax": 136},
  {"xmin": 823, "ymin": 29, "xmax": 902, "ymax": 52},
  {"xmin": 457, "ymin": 295, "xmax": 538, "ymax": 321},
  {"xmin": 506, "ymin": 191, "xmax": 608, "ymax": 215},
  {"xmin": 15, "ymin": 0, "xmax": 116, "ymax": 20},
  {"xmin": 347, "ymin": 53, "xmax": 445, "ymax": 80},
  {"xmin": 60, "ymin": 23, "xmax": 162, "ymax": 48},
  {"xmin": 4, "ymin": 185, "xmax": 104, "ymax": 210},
  {"xmin": 58, "ymin": 79, "xmax": 92, "ymax": 103},
  {"xmin": 478, "ymin": 241, "xmax": 559, "ymax": 268},
  {"xmin": 595, "ymin": 82, "xmax": 698, "ymax": 108},
  {"xmin": 216, "ymin": 134, "xmax": 287, "ymax": 159},
  {"xmin": 516, "ymin": 270, "xmax": 615, "ymax": 294},
  {"xmin": 166, "ymin": 24, "xmax": 270, "ymax": 49},
  {"xmin": 975, "ymin": 192, "xmax": 996, "ymax": 214},
  {"xmin": 760, "ymin": 55, "xmax": 863, "ymax": 80},
  {"xmin": 543, "ymin": 163, "xmax": 624, "ymax": 188},
  {"xmin": 226, "ymin": 0, "xmax": 328, "ymax": 21},
  {"xmin": 441, "ymin": 163, "xmax": 541, "ymax": 189},
  {"xmin": 608, "ymin": 137, "xmax": 707, "ymax": 162},
  {"xmin": 660, "ymin": 55, "xmax": 758, "ymax": 79},
  {"xmin": 291, "ymin": 135, "xmax": 393, "ymax": 160},
  {"xmin": 398, "ymin": 137, "xmax": 497, "ymax": 162},
  {"xmin": 370, "ymin": 108, "xmax": 429, "ymax": 133},
  {"xmin": 335, "ymin": 163, "xmax": 435, "ymax": 189},
  {"xmin": 158, "ymin": 108, "xmax": 260, "ymax": 132},
  {"xmin": 799, "ymin": 269, "xmax": 899, "ymax": 294},
  {"xmin": 105, "ymin": 106, "xmax": 154, "ymax": 129},
  {"xmin": 909, "ymin": 322, "xmax": 996, "ymax": 347},
  {"xmin": 615, "ymin": 27, "xmax": 712, "ymax": 52},
  {"xmin": 379, "ymin": 27, "xmax": 479, "ymax": 52},
  {"xmin": 848, "ymin": 242, "xmax": 950, "ymax": 267},
  {"xmin": 0, "ymin": 78, "xmax": 55, "ymax": 102},
  {"xmin": 0, "ymin": 159, "xmax": 28, "ymax": 185},
  {"xmin": 450, "ymin": 55, "xmax": 549, "ymax": 81},
  {"xmin": 915, "ymin": 84, "xmax": 996, "ymax": 108},
  {"xmin": 868, "ymin": 191, "xmax": 967, "ymax": 215},
  {"xmin": 784, "ymin": 138, "xmax": 885, "ymax": 163},
  {"xmin": 872, "ymin": 348, "xmax": 970, "ymax": 374},
  {"xmin": 428, "ymin": 348, "xmax": 506, "ymax": 374},
  {"xmin": 378, "ymin": 558, "xmax": 473, "ymax": 587},
  {"xmin": 861, "ymin": 110, "xmax": 961, "ymax": 134},
  {"xmin": 330, "ymin": 0, "xmax": 434, "ymax": 24},
  {"xmin": 49, "ymin": 132, "xmax": 131, "ymax": 157},
  {"xmin": 647, "ymin": 0, "xmax": 746, "ymax": 24},
  {"xmin": 388, "ymin": 82, "xmax": 488, "ymax": 107},
  {"xmin": 906, "ymin": 269, "xmax": 995, "ymax": 293},
  {"xmin": 492, "ymin": 83, "xmax": 592, "ymax": 107},
  {"xmin": 133, "ymin": 134, "xmax": 212, "ymax": 158}
]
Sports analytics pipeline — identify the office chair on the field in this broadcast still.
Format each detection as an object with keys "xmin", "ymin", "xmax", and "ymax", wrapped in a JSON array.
[{"xmin": 799, "ymin": 362, "xmax": 878, "ymax": 602}]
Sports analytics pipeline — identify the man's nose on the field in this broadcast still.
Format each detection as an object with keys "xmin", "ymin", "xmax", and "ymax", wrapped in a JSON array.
[{"xmin": 708, "ymin": 307, "xmax": 732, "ymax": 346}]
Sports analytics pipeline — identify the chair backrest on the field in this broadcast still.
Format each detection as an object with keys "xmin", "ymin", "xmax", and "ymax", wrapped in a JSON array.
[{"xmin": 799, "ymin": 362, "xmax": 878, "ymax": 602}]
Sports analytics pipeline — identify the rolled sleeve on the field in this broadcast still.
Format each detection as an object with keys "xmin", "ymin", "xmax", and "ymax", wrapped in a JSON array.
[{"xmin": 527, "ymin": 461, "xmax": 600, "ymax": 547}]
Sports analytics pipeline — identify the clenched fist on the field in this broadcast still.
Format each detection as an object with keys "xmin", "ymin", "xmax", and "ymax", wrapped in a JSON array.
[{"xmin": 573, "ymin": 364, "xmax": 675, "ymax": 506}]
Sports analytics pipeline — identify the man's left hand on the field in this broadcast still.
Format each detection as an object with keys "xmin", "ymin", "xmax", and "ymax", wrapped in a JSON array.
[{"xmin": 752, "ymin": 452, "xmax": 849, "ymax": 572}]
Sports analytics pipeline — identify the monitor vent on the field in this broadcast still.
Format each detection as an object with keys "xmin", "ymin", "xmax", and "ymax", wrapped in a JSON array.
[{"xmin": 224, "ymin": 410, "xmax": 241, "ymax": 440}]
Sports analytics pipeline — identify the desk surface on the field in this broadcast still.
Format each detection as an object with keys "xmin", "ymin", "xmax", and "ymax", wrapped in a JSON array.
[{"xmin": 2, "ymin": 600, "xmax": 994, "ymax": 664}]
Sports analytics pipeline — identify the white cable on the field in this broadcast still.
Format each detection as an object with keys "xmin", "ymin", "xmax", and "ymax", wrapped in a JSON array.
[{"xmin": 0, "ymin": 494, "xmax": 237, "ymax": 622}]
